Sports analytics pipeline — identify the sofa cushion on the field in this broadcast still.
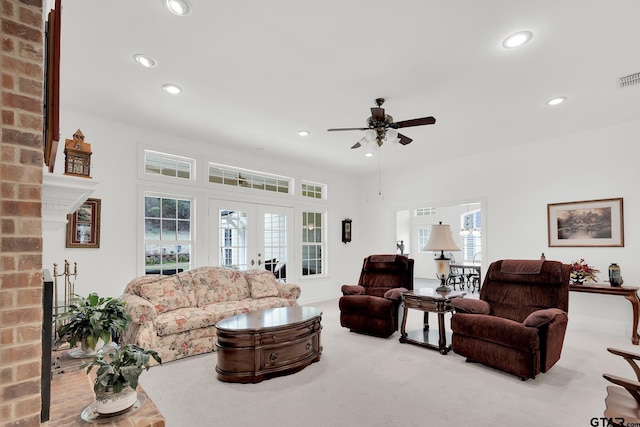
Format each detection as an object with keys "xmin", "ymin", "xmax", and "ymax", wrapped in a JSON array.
[
  {"xmin": 155, "ymin": 308, "xmax": 216, "ymax": 337},
  {"xmin": 244, "ymin": 269, "xmax": 279, "ymax": 298},
  {"xmin": 191, "ymin": 268, "xmax": 245, "ymax": 306},
  {"xmin": 137, "ymin": 275, "xmax": 193, "ymax": 314}
]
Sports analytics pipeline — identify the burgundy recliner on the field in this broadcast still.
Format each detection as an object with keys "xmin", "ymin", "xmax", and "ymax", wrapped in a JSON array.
[
  {"xmin": 339, "ymin": 255, "xmax": 414, "ymax": 338},
  {"xmin": 450, "ymin": 259, "xmax": 571, "ymax": 380}
]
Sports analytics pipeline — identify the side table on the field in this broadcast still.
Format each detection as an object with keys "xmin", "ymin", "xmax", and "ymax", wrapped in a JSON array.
[
  {"xmin": 569, "ymin": 284, "xmax": 640, "ymax": 345},
  {"xmin": 399, "ymin": 288, "xmax": 466, "ymax": 354}
]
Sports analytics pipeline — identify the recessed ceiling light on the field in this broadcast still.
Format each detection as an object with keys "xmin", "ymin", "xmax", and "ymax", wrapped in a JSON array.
[
  {"xmin": 502, "ymin": 31, "xmax": 533, "ymax": 49},
  {"xmin": 164, "ymin": 0, "xmax": 191, "ymax": 16},
  {"xmin": 364, "ymin": 152, "xmax": 374, "ymax": 157},
  {"xmin": 133, "ymin": 54, "xmax": 157, "ymax": 68},
  {"xmin": 298, "ymin": 130, "xmax": 310, "ymax": 137},
  {"xmin": 547, "ymin": 96, "xmax": 567, "ymax": 106},
  {"xmin": 162, "ymin": 84, "xmax": 182, "ymax": 95}
]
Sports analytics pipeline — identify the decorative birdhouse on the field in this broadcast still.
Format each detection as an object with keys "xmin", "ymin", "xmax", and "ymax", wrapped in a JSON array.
[{"xmin": 64, "ymin": 129, "xmax": 92, "ymax": 178}]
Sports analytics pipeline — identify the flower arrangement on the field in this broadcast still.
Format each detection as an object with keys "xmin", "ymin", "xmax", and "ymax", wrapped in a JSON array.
[{"xmin": 569, "ymin": 258, "xmax": 600, "ymax": 284}]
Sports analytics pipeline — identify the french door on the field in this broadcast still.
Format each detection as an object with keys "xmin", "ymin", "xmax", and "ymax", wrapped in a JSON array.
[{"xmin": 209, "ymin": 200, "xmax": 293, "ymax": 282}]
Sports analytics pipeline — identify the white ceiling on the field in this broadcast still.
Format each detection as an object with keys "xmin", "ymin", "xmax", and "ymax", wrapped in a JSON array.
[{"xmin": 58, "ymin": 0, "xmax": 640, "ymax": 176}]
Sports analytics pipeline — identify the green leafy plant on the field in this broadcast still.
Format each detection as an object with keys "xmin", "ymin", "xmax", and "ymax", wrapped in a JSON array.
[
  {"xmin": 82, "ymin": 342, "xmax": 162, "ymax": 394},
  {"xmin": 56, "ymin": 293, "xmax": 131, "ymax": 350}
]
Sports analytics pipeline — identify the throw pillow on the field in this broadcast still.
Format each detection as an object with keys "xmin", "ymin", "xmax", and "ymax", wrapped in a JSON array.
[
  {"xmin": 245, "ymin": 269, "xmax": 279, "ymax": 299},
  {"xmin": 138, "ymin": 275, "xmax": 193, "ymax": 314}
]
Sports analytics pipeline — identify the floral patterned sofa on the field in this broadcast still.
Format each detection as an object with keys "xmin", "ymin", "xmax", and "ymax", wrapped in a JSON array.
[{"xmin": 119, "ymin": 267, "xmax": 301, "ymax": 363}]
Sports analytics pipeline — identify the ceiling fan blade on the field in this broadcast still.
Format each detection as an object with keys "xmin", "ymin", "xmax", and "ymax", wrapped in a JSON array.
[
  {"xmin": 392, "ymin": 116, "xmax": 436, "ymax": 128},
  {"xmin": 350, "ymin": 142, "xmax": 362, "ymax": 149},
  {"xmin": 370, "ymin": 107, "xmax": 385, "ymax": 121},
  {"xmin": 398, "ymin": 133, "xmax": 413, "ymax": 145},
  {"xmin": 327, "ymin": 127, "xmax": 369, "ymax": 132}
]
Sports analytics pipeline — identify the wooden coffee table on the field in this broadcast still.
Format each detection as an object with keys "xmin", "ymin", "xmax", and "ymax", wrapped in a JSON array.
[
  {"xmin": 399, "ymin": 288, "xmax": 465, "ymax": 354},
  {"xmin": 215, "ymin": 306, "xmax": 323, "ymax": 383}
]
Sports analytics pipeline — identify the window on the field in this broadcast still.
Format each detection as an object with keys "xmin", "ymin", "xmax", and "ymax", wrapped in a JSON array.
[
  {"xmin": 144, "ymin": 150, "xmax": 194, "ymax": 180},
  {"xmin": 144, "ymin": 195, "xmax": 192, "ymax": 274},
  {"xmin": 301, "ymin": 182, "xmax": 325, "ymax": 199},
  {"xmin": 302, "ymin": 211, "xmax": 323, "ymax": 276},
  {"xmin": 418, "ymin": 228, "xmax": 431, "ymax": 253},
  {"xmin": 461, "ymin": 210, "xmax": 482, "ymax": 262},
  {"xmin": 415, "ymin": 207, "xmax": 436, "ymax": 216},
  {"xmin": 208, "ymin": 163, "xmax": 292, "ymax": 194}
]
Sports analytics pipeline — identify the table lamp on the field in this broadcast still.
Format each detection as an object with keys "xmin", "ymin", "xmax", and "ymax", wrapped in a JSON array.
[{"xmin": 422, "ymin": 221, "xmax": 461, "ymax": 292}]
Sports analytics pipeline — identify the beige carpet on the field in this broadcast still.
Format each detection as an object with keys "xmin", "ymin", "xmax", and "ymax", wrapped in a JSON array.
[{"xmin": 139, "ymin": 298, "xmax": 634, "ymax": 426}]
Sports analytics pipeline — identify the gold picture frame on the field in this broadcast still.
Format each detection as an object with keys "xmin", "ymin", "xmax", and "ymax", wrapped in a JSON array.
[
  {"xmin": 547, "ymin": 198, "xmax": 624, "ymax": 247},
  {"xmin": 66, "ymin": 198, "xmax": 101, "ymax": 248}
]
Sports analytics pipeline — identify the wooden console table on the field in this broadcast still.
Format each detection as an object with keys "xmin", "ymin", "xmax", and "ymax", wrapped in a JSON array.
[{"xmin": 569, "ymin": 284, "xmax": 640, "ymax": 345}]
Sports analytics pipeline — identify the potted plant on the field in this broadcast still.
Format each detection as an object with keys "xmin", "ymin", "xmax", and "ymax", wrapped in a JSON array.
[
  {"xmin": 56, "ymin": 293, "xmax": 131, "ymax": 355},
  {"xmin": 82, "ymin": 342, "xmax": 161, "ymax": 415}
]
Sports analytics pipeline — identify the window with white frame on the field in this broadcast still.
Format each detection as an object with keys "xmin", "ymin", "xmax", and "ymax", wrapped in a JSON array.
[
  {"xmin": 415, "ymin": 207, "xmax": 436, "ymax": 216},
  {"xmin": 418, "ymin": 228, "xmax": 431, "ymax": 253},
  {"xmin": 301, "ymin": 182, "xmax": 325, "ymax": 199},
  {"xmin": 144, "ymin": 194, "xmax": 193, "ymax": 274},
  {"xmin": 461, "ymin": 210, "xmax": 482, "ymax": 262},
  {"xmin": 208, "ymin": 163, "xmax": 292, "ymax": 194},
  {"xmin": 144, "ymin": 150, "xmax": 194, "ymax": 180},
  {"xmin": 302, "ymin": 211, "xmax": 323, "ymax": 276}
]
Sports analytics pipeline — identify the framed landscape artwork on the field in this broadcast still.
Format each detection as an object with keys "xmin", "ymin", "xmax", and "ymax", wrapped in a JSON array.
[
  {"xmin": 66, "ymin": 198, "xmax": 101, "ymax": 248},
  {"xmin": 547, "ymin": 198, "xmax": 624, "ymax": 247}
]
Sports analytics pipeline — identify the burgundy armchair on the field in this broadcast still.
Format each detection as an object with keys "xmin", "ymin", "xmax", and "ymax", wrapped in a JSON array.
[
  {"xmin": 450, "ymin": 259, "xmax": 571, "ymax": 380},
  {"xmin": 339, "ymin": 255, "xmax": 414, "ymax": 338}
]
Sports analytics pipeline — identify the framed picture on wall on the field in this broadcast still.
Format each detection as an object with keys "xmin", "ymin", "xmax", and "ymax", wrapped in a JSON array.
[
  {"xmin": 547, "ymin": 197, "xmax": 624, "ymax": 247},
  {"xmin": 66, "ymin": 198, "xmax": 101, "ymax": 248}
]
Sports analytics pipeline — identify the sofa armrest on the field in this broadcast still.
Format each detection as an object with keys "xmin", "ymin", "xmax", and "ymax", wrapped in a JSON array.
[
  {"xmin": 522, "ymin": 308, "xmax": 566, "ymax": 328},
  {"xmin": 451, "ymin": 298, "xmax": 490, "ymax": 314},
  {"xmin": 341, "ymin": 285, "xmax": 365, "ymax": 296},
  {"xmin": 276, "ymin": 282, "xmax": 301, "ymax": 300},
  {"xmin": 119, "ymin": 293, "xmax": 157, "ymax": 324}
]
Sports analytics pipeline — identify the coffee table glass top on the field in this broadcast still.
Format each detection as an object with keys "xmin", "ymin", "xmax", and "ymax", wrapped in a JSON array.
[{"xmin": 216, "ymin": 306, "xmax": 322, "ymax": 331}]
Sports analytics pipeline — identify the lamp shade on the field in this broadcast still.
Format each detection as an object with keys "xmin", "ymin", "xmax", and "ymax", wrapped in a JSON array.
[{"xmin": 422, "ymin": 222, "xmax": 461, "ymax": 252}]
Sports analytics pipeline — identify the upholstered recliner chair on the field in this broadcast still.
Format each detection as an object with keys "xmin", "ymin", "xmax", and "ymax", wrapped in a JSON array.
[
  {"xmin": 339, "ymin": 255, "xmax": 414, "ymax": 338},
  {"xmin": 450, "ymin": 259, "xmax": 571, "ymax": 380}
]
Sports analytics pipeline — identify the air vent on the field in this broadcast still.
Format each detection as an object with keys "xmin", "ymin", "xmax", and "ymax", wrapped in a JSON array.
[{"xmin": 619, "ymin": 72, "xmax": 640, "ymax": 88}]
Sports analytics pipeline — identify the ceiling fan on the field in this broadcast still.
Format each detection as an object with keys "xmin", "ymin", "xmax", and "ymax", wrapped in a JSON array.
[{"xmin": 327, "ymin": 98, "xmax": 436, "ymax": 149}]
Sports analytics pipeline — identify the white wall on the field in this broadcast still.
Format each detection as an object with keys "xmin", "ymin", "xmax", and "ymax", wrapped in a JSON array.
[
  {"xmin": 43, "ymin": 109, "xmax": 364, "ymax": 305},
  {"xmin": 45, "ymin": 108, "xmax": 640, "ymax": 339},
  {"xmin": 358, "ymin": 118, "xmax": 640, "ymax": 339}
]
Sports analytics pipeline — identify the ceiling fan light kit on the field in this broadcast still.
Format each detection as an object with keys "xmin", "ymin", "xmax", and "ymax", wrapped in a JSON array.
[{"xmin": 327, "ymin": 97, "xmax": 436, "ymax": 149}]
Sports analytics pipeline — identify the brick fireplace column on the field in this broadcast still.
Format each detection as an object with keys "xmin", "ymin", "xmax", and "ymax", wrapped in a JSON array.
[{"xmin": 0, "ymin": 0, "xmax": 46, "ymax": 426}]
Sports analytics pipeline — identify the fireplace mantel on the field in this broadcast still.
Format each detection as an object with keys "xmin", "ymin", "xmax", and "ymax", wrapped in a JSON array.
[{"xmin": 42, "ymin": 173, "xmax": 99, "ymax": 231}]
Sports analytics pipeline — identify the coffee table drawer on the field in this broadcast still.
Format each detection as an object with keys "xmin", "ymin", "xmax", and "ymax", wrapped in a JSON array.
[
  {"xmin": 258, "ymin": 318, "xmax": 320, "ymax": 345},
  {"xmin": 261, "ymin": 335, "xmax": 318, "ymax": 369}
]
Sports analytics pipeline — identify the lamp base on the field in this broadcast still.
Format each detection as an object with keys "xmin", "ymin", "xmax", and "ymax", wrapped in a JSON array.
[{"xmin": 435, "ymin": 277, "xmax": 451, "ymax": 293}]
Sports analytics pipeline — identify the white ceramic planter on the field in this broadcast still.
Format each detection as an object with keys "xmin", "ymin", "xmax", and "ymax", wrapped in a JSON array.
[
  {"xmin": 80, "ymin": 336, "xmax": 108, "ymax": 356},
  {"xmin": 95, "ymin": 385, "xmax": 137, "ymax": 415}
]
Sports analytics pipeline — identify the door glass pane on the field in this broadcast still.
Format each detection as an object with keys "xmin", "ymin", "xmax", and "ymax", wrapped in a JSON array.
[
  {"xmin": 264, "ymin": 213, "xmax": 287, "ymax": 282},
  {"xmin": 219, "ymin": 210, "xmax": 248, "ymax": 270}
]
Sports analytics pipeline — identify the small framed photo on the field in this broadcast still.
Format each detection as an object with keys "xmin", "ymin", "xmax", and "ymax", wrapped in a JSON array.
[
  {"xmin": 547, "ymin": 198, "xmax": 623, "ymax": 247},
  {"xmin": 66, "ymin": 198, "xmax": 101, "ymax": 248}
]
